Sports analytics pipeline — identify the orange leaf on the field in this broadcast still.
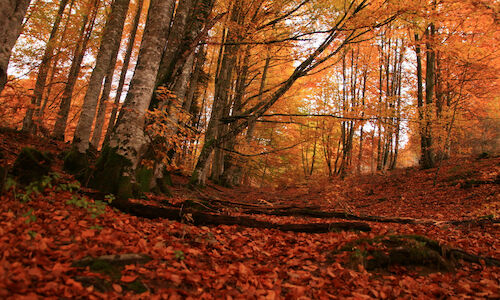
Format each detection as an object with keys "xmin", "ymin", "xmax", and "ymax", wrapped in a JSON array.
[
  {"xmin": 81, "ymin": 229, "xmax": 95, "ymax": 238},
  {"xmin": 112, "ymin": 284, "xmax": 123, "ymax": 293},
  {"xmin": 121, "ymin": 275, "xmax": 138, "ymax": 283}
]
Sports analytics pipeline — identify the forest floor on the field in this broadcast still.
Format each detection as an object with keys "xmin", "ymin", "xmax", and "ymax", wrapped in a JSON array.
[{"xmin": 0, "ymin": 129, "xmax": 499, "ymax": 299}]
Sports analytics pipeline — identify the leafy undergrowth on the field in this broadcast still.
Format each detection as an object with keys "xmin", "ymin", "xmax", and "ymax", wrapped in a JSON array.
[{"xmin": 0, "ymin": 132, "xmax": 499, "ymax": 298}]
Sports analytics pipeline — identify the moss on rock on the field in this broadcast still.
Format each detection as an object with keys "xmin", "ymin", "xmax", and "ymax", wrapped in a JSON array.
[
  {"xmin": 90, "ymin": 145, "xmax": 136, "ymax": 199},
  {"xmin": 338, "ymin": 235, "xmax": 454, "ymax": 272},
  {"xmin": 12, "ymin": 147, "xmax": 53, "ymax": 185},
  {"xmin": 63, "ymin": 148, "xmax": 90, "ymax": 181}
]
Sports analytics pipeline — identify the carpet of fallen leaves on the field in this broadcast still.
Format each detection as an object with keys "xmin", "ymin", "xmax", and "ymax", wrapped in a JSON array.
[{"xmin": 0, "ymin": 130, "xmax": 499, "ymax": 299}]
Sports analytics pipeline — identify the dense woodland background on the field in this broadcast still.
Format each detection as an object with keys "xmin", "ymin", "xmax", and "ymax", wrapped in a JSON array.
[
  {"xmin": 0, "ymin": 0, "xmax": 499, "ymax": 298},
  {"xmin": 1, "ymin": 0, "xmax": 498, "ymax": 190}
]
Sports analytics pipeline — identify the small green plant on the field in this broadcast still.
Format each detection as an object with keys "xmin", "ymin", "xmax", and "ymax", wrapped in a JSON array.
[
  {"xmin": 66, "ymin": 195, "xmax": 108, "ymax": 218},
  {"xmin": 104, "ymin": 194, "xmax": 115, "ymax": 204},
  {"xmin": 90, "ymin": 225, "xmax": 103, "ymax": 231},
  {"xmin": 57, "ymin": 180, "xmax": 81, "ymax": 192},
  {"xmin": 5, "ymin": 172, "xmax": 63, "ymax": 202},
  {"xmin": 22, "ymin": 209, "xmax": 37, "ymax": 224},
  {"xmin": 27, "ymin": 230, "xmax": 37, "ymax": 239},
  {"xmin": 174, "ymin": 250, "xmax": 185, "ymax": 261}
]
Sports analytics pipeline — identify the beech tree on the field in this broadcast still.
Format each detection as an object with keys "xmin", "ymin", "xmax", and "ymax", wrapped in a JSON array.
[
  {"xmin": 72, "ymin": 0, "xmax": 130, "ymax": 153},
  {"xmin": 22, "ymin": 0, "xmax": 69, "ymax": 133},
  {"xmin": 88, "ymin": 0, "xmax": 176, "ymax": 198},
  {"xmin": 0, "ymin": 0, "xmax": 32, "ymax": 93}
]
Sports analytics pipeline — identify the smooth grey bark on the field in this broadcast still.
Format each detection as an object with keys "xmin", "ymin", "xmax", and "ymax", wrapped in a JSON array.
[
  {"xmin": 22, "ymin": 0, "xmax": 69, "ymax": 133},
  {"xmin": 155, "ymin": 0, "xmax": 193, "ymax": 88},
  {"xmin": 73, "ymin": 0, "xmax": 130, "ymax": 153},
  {"xmin": 52, "ymin": 0, "xmax": 99, "ymax": 140},
  {"xmin": 0, "ymin": 0, "xmax": 31, "ymax": 93},
  {"xmin": 153, "ymin": 0, "xmax": 214, "ymax": 98},
  {"xmin": 183, "ymin": 45, "xmax": 206, "ymax": 113},
  {"xmin": 165, "ymin": 52, "xmax": 195, "ymax": 135},
  {"xmin": 90, "ymin": 6, "xmax": 129, "ymax": 148},
  {"xmin": 103, "ymin": 0, "xmax": 144, "ymax": 144},
  {"xmin": 210, "ymin": 1, "xmax": 242, "ymax": 182},
  {"xmin": 110, "ymin": 0, "xmax": 175, "ymax": 172}
]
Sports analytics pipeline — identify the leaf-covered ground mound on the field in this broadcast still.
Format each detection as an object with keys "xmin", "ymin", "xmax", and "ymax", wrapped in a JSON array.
[{"xmin": 0, "ymin": 130, "xmax": 499, "ymax": 299}]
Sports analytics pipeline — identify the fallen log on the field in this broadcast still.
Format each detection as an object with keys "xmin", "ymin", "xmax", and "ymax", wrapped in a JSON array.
[
  {"xmin": 240, "ymin": 207, "xmax": 500, "ymax": 226},
  {"xmin": 109, "ymin": 198, "xmax": 371, "ymax": 233}
]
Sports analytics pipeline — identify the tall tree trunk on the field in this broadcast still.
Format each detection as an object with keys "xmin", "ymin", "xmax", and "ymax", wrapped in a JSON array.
[
  {"xmin": 422, "ymin": 24, "xmax": 436, "ymax": 169},
  {"xmin": 208, "ymin": 1, "xmax": 242, "ymax": 183},
  {"xmin": 155, "ymin": 0, "xmax": 194, "ymax": 88},
  {"xmin": 0, "ymin": 0, "xmax": 32, "ymax": 93},
  {"xmin": 99, "ymin": 0, "xmax": 175, "ymax": 198},
  {"xmin": 415, "ymin": 33, "xmax": 425, "ymax": 167},
  {"xmin": 221, "ymin": 46, "xmax": 251, "ymax": 186},
  {"xmin": 90, "ymin": 7, "xmax": 128, "ymax": 148},
  {"xmin": 52, "ymin": 0, "xmax": 99, "ymax": 140},
  {"xmin": 357, "ymin": 70, "xmax": 367, "ymax": 173},
  {"xmin": 103, "ymin": 0, "xmax": 144, "ymax": 144},
  {"xmin": 22, "ymin": 0, "xmax": 69, "ymax": 133},
  {"xmin": 73, "ymin": 0, "xmax": 130, "ymax": 153},
  {"xmin": 39, "ymin": 0, "xmax": 76, "ymax": 121}
]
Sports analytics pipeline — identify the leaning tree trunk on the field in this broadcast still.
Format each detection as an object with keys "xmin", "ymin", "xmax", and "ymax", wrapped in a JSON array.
[
  {"xmin": 39, "ymin": 0, "xmax": 76, "ymax": 121},
  {"xmin": 52, "ymin": 0, "xmax": 99, "ymax": 141},
  {"xmin": 22, "ymin": 0, "xmax": 68, "ymax": 133},
  {"xmin": 72, "ymin": 0, "xmax": 130, "ymax": 153},
  {"xmin": 92, "ymin": 0, "xmax": 175, "ymax": 199},
  {"xmin": 154, "ymin": 0, "xmax": 194, "ymax": 89},
  {"xmin": 103, "ymin": 0, "xmax": 144, "ymax": 144},
  {"xmin": 0, "ymin": 0, "xmax": 32, "ymax": 93}
]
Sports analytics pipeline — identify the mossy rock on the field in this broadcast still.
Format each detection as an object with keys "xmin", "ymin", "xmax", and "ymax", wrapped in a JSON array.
[
  {"xmin": 72, "ymin": 254, "xmax": 151, "ymax": 294},
  {"xmin": 11, "ymin": 147, "xmax": 53, "ymax": 185},
  {"xmin": 90, "ymin": 145, "xmax": 138, "ymax": 199},
  {"xmin": 63, "ymin": 148, "xmax": 90, "ymax": 182},
  {"xmin": 338, "ymin": 235, "xmax": 454, "ymax": 273}
]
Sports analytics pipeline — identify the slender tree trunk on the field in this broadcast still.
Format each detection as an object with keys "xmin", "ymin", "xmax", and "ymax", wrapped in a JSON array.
[
  {"xmin": 52, "ymin": 0, "xmax": 99, "ymax": 140},
  {"xmin": 0, "ymin": 0, "xmax": 32, "ymax": 93},
  {"xmin": 221, "ymin": 45, "xmax": 250, "ymax": 186},
  {"xmin": 73, "ymin": 0, "xmax": 130, "ymax": 153},
  {"xmin": 39, "ymin": 0, "xmax": 76, "ymax": 121},
  {"xmin": 415, "ymin": 33, "xmax": 425, "ymax": 167},
  {"xmin": 22, "ymin": 0, "xmax": 69, "ymax": 133},
  {"xmin": 90, "ymin": 8, "xmax": 128, "ymax": 148},
  {"xmin": 247, "ymin": 49, "xmax": 271, "ymax": 142},
  {"xmin": 208, "ymin": 1, "xmax": 241, "ymax": 182},
  {"xmin": 422, "ymin": 24, "xmax": 436, "ymax": 169},
  {"xmin": 357, "ymin": 70, "xmax": 367, "ymax": 173},
  {"xmin": 155, "ymin": 0, "xmax": 194, "ymax": 88},
  {"xmin": 103, "ymin": 0, "xmax": 144, "ymax": 144}
]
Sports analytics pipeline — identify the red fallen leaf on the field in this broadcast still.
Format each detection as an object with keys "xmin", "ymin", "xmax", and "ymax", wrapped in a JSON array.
[
  {"xmin": 65, "ymin": 278, "xmax": 83, "ymax": 290},
  {"xmin": 112, "ymin": 284, "xmax": 123, "ymax": 293},
  {"xmin": 81, "ymin": 229, "xmax": 95, "ymax": 238},
  {"xmin": 170, "ymin": 274, "xmax": 182, "ymax": 285},
  {"xmin": 52, "ymin": 262, "xmax": 69, "ymax": 276},
  {"xmin": 27, "ymin": 267, "xmax": 43, "ymax": 279},
  {"xmin": 13, "ymin": 293, "xmax": 38, "ymax": 300},
  {"xmin": 121, "ymin": 275, "xmax": 138, "ymax": 283}
]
